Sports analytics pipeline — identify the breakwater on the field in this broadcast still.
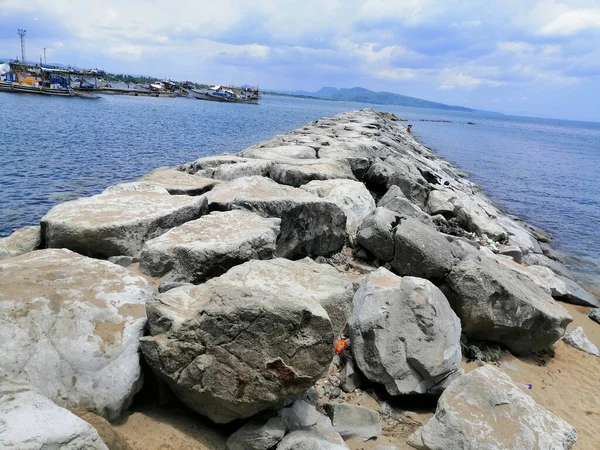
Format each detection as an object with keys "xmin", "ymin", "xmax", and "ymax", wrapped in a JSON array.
[{"xmin": 1, "ymin": 109, "xmax": 598, "ymax": 449}]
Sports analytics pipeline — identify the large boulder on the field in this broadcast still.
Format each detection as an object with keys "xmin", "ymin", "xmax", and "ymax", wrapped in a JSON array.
[
  {"xmin": 0, "ymin": 225, "xmax": 40, "ymax": 260},
  {"xmin": 140, "ymin": 168, "xmax": 219, "ymax": 195},
  {"xmin": 42, "ymin": 190, "xmax": 208, "ymax": 258},
  {"xmin": 356, "ymin": 207, "xmax": 400, "ymax": 262},
  {"xmin": 378, "ymin": 186, "xmax": 432, "ymax": 225},
  {"xmin": 408, "ymin": 365, "xmax": 577, "ymax": 450},
  {"xmin": 349, "ymin": 268, "xmax": 462, "ymax": 395},
  {"xmin": 276, "ymin": 430, "xmax": 348, "ymax": 450},
  {"xmin": 140, "ymin": 268, "xmax": 334, "ymax": 423},
  {"xmin": 240, "ymin": 145, "xmax": 318, "ymax": 161},
  {"xmin": 300, "ymin": 179, "xmax": 376, "ymax": 236},
  {"xmin": 181, "ymin": 154, "xmax": 251, "ymax": 174},
  {"xmin": 0, "ymin": 249, "xmax": 153, "ymax": 420},
  {"xmin": 139, "ymin": 211, "xmax": 280, "ymax": 283},
  {"xmin": 444, "ymin": 254, "xmax": 572, "ymax": 355},
  {"xmin": 212, "ymin": 258, "xmax": 354, "ymax": 337},
  {"xmin": 0, "ymin": 380, "xmax": 109, "ymax": 450},
  {"xmin": 390, "ymin": 217, "xmax": 457, "ymax": 281},
  {"xmin": 426, "ymin": 189, "xmax": 455, "ymax": 218},
  {"xmin": 456, "ymin": 207, "xmax": 507, "ymax": 241},
  {"xmin": 205, "ymin": 176, "xmax": 346, "ymax": 258}
]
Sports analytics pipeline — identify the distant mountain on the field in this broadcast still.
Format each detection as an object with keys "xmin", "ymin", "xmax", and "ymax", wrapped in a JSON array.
[{"xmin": 277, "ymin": 86, "xmax": 475, "ymax": 112}]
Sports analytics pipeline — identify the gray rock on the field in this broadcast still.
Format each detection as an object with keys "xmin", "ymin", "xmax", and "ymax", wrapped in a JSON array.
[
  {"xmin": 378, "ymin": 186, "xmax": 432, "ymax": 224},
  {"xmin": 269, "ymin": 159, "xmax": 356, "ymax": 187},
  {"xmin": 205, "ymin": 176, "xmax": 346, "ymax": 259},
  {"xmin": 0, "ymin": 249, "xmax": 154, "ymax": 420},
  {"xmin": 0, "ymin": 380, "xmax": 109, "ymax": 450},
  {"xmin": 498, "ymin": 245, "xmax": 523, "ymax": 263},
  {"xmin": 0, "ymin": 225, "xmax": 41, "ymax": 260},
  {"xmin": 557, "ymin": 276, "xmax": 600, "ymax": 307},
  {"xmin": 280, "ymin": 400, "xmax": 321, "ymax": 430},
  {"xmin": 208, "ymin": 258, "xmax": 354, "ymax": 338},
  {"xmin": 525, "ymin": 265, "xmax": 600, "ymax": 307},
  {"xmin": 42, "ymin": 190, "xmax": 208, "ymax": 258},
  {"xmin": 101, "ymin": 181, "xmax": 170, "ymax": 195},
  {"xmin": 426, "ymin": 189, "xmax": 455, "ymax": 218},
  {"xmin": 107, "ymin": 255, "xmax": 138, "ymax": 267},
  {"xmin": 158, "ymin": 281, "xmax": 192, "ymax": 293},
  {"xmin": 140, "ymin": 270, "xmax": 334, "ymax": 423},
  {"xmin": 385, "ymin": 157, "xmax": 432, "ymax": 208},
  {"xmin": 240, "ymin": 145, "xmax": 317, "ymax": 161},
  {"xmin": 213, "ymin": 160, "xmax": 274, "ymax": 181},
  {"xmin": 226, "ymin": 417, "xmax": 286, "ymax": 450},
  {"xmin": 363, "ymin": 160, "xmax": 396, "ymax": 194},
  {"xmin": 139, "ymin": 210, "xmax": 280, "ymax": 283},
  {"xmin": 456, "ymin": 207, "xmax": 507, "ymax": 241},
  {"xmin": 340, "ymin": 357, "xmax": 362, "ymax": 392},
  {"xmin": 276, "ymin": 429, "xmax": 348, "ymax": 450},
  {"xmin": 562, "ymin": 327, "xmax": 600, "ymax": 357},
  {"xmin": 523, "ymin": 253, "xmax": 575, "ymax": 279},
  {"xmin": 391, "ymin": 217, "xmax": 457, "ymax": 281},
  {"xmin": 349, "ymin": 268, "xmax": 462, "ymax": 395},
  {"xmin": 301, "ymin": 179, "xmax": 376, "ymax": 236},
  {"xmin": 323, "ymin": 403, "xmax": 382, "ymax": 441},
  {"xmin": 590, "ymin": 308, "xmax": 600, "ymax": 324},
  {"xmin": 140, "ymin": 168, "xmax": 219, "ymax": 195},
  {"xmin": 183, "ymin": 154, "xmax": 252, "ymax": 174},
  {"xmin": 408, "ymin": 365, "xmax": 577, "ymax": 450},
  {"xmin": 496, "ymin": 216, "xmax": 542, "ymax": 255},
  {"xmin": 444, "ymin": 254, "xmax": 572, "ymax": 355},
  {"xmin": 357, "ymin": 207, "xmax": 400, "ymax": 262}
]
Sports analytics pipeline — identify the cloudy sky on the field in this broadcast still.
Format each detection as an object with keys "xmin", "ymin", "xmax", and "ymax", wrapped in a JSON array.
[{"xmin": 1, "ymin": 0, "xmax": 599, "ymax": 121}]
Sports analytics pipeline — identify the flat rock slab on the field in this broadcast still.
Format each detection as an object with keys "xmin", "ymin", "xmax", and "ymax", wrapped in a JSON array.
[
  {"xmin": 42, "ymin": 190, "xmax": 208, "ymax": 258},
  {"xmin": 215, "ymin": 258, "xmax": 354, "ymax": 337},
  {"xmin": 0, "ymin": 380, "xmax": 109, "ymax": 450},
  {"xmin": 140, "ymin": 168, "xmax": 219, "ymax": 195},
  {"xmin": 140, "ymin": 210, "xmax": 280, "ymax": 283},
  {"xmin": 349, "ymin": 268, "xmax": 462, "ymax": 395},
  {"xmin": 408, "ymin": 365, "xmax": 577, "ymax": 450},
  {"xmin": 240, "ymin": 145, "xmax": 318, "ymax": 162},
  {"xmin": 140, "ymin": 266, "xmax": 334, "ymax": 423},
  {"xmin": 205, "ymin": 176, "xmax": 346, "ymax": 258},
  {"xmin": 0, "ymin": 249, "xmax": 154, "ymax": 420},
  {"xmin": 444, "ymin": 254, "xmax": 572, "ymax": 355},
  {"xmin": 323, "ymin": 403, "xmax": 382, "ymax": 441},
  {"xmin": 226, "ymin": 417, "xmax": 286, "ymax": 450},
  {"xmin": 269, "ymin": 159, "xmax": 356, "ymax": 187},
  {"xmin": 0, "ymin": 225, "xmax": 40, "ymax": 260}
]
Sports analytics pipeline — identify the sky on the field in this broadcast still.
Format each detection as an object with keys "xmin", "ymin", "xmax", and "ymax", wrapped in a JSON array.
[{"xmin": 1, "ymin": 0, "xmax": 599, "ymax": 121}]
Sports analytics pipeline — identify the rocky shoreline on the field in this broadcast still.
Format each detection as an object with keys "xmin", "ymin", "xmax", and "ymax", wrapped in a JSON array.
[{"xmin": 1, "ymin": 109, "xmax": 599, "ymax": 449}]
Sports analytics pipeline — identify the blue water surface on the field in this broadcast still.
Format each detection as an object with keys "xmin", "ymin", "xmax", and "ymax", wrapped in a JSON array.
[{"xmin": 0, "ymin": 93, "xmax": 598, "ymax": 287}]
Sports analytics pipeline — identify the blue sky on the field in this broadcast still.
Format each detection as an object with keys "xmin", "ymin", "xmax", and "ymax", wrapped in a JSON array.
[{"xmin": 1, "ymin": 0, "xmax": 599, "ymax": 121}]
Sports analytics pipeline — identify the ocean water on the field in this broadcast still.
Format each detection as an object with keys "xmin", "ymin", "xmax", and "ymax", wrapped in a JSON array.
[{"xmin": 0, "ymin": 93, "xmax": 598, "ymax": 288}]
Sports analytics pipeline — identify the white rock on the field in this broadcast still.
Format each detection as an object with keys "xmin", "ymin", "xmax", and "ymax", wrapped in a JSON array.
[
  {"xmin": 0, "ymin": 225, "xmax": 41, "ymax": 260},
  {"xmin": 139, "ymin": 168, "xmax": 219, "ymax": 195},
  {"xmin": 563, "ymin": 327, "xmax": 600, "ymax": 357},
  {"xmin": 0, "ymin": 380, "xmax": 109, "ymax": 450},
  {"xmin": 301, "ymin": 179, "xmax": 376, "ymax": 236},
  {"xmin": 0, "ymin": 249, "xmax": 154, "ymax": 420},
  {"xmin": 140, "ymin": 210, "xmax": 280, "ymax": 283},
  {"xmin": 408, "ymin": 365, "xmax": 577, "ymax": 450},
  {"xmin": 42, "ymin": 190, "xmax": 208, "ymax": 258}
]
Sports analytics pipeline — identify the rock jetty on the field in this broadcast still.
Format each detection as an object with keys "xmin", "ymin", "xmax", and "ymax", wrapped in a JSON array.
[{"xmin": 2, "ymin": 108, "xmax": 598, "ymax": 449}]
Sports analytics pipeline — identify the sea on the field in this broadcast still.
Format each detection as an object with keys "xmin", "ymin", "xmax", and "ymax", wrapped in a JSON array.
[{"xmin": 1, "ymin": 94, "xmax": 598, "ymax": 290}]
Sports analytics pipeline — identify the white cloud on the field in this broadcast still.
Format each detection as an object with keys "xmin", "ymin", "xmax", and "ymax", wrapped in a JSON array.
[
  {"xmin": 439, "ymin": 69, "xmax": 504, "ymax": 90},
  {"xmin": 539, "ymin": 8, "xmax": 600, "ymax": 36}
]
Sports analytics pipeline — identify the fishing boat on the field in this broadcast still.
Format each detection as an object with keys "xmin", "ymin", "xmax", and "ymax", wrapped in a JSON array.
[
  {"xmin": 0, "ymin": 62, "xmax": 100, "ymax": 98},
  {"xmin": 189, "ymin": 85, "xmax": 260, "ymax": 104}
]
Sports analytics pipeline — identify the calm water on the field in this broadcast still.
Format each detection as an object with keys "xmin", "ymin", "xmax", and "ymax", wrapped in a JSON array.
[{"xmin": 1, "ymin": 94, "xmax": 598, "ymax": 287}]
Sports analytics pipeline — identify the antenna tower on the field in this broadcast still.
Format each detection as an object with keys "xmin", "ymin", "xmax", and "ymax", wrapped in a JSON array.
[{"xmin": 17, "ymin": 29, "xmax": 27, "ymax": 63}]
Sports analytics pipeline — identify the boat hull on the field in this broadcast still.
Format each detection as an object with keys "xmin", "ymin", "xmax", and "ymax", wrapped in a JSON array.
[
  {"xmin": 189, "ymin": 89, "xmax": 259, "ymax": 104},
  {"xmin": 0, "ymin": 81, "xmax": 74, "ymax": 97}
]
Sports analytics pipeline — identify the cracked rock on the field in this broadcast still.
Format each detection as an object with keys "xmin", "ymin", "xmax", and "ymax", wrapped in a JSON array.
[{"xmin": 349, "ymin": 268, "xmax": 462, "ymax": 395}]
